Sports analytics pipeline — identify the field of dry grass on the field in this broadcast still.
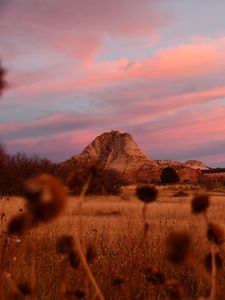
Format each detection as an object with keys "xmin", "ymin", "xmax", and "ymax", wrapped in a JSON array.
[{"xmin": 1, "ymin": 187, "xmax": 225, "ymax": 299}]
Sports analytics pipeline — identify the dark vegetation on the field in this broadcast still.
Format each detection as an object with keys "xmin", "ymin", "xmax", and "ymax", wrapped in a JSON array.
[
  {"xmin": 160, "ymin": 166, "xmax": 180, "ymax": 184},
  {"xmin": 202, "ymin": 168, "xmax": 225, "ymax": 173},
  {"xmin": 0, "ymin": 152, "xmax": 127, "ymax": 195}
]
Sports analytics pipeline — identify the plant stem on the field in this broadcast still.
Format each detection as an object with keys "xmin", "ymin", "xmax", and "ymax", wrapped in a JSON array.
[
  {"xmin": 209, "ymin": 244, "xmax": 217, "ymax": 300},
  {"xmin": 74, "ymin": 170, "xmax": 105, "ymax": 300},
  {"xmin": 74, "ymin": 231, "xmax": 105, "ymax": 300}
]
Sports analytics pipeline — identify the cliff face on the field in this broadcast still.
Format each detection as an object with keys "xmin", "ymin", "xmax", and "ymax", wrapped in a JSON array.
[{"xmin": 64, "ymin": 130, "xmax": 208, "ymax": 183}]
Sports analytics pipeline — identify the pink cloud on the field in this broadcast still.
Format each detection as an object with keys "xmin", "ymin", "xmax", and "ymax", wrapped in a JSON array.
[
  {"xmin": 2, "ymin": 101, "xmax": 225, "ymax": 163},
  {"xmin": 0, "ymin": 0, "xmax": 171, "ymax": 62},
  {"xmin": 8, "ymin": 36, "xmax": 225, "ymax": 101},
  {"xmin": 4, "ymin": 128, "xmax": 103, "ymax": 161}
]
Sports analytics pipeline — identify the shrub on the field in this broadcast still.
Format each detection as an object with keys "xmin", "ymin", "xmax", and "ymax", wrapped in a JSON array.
[
  {"xmin": 160, "ymin": 166, "xmax": 180, "ymax": 184},
  {"xmin": 0, "ymin": 153, "xmax": 59, "ymax": 195},
  {"xmin": 68, "ymin": 168, "xmax": 128, "ymax": 195}
]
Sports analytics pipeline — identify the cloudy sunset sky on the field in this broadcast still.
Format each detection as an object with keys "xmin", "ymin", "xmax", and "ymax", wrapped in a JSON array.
[{"xmin": 1, "ymin": 0, "xmax": 225, "ymax": 166}]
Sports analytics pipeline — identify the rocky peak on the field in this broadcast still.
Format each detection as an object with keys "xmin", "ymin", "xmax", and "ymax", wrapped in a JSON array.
[
  {"xmin": 80, "ymin": 130, "xmax": 152, "ymax": 163},
  {"xmin": 66, "ymin": 130, "xmax": 159, "ymax": 182}
]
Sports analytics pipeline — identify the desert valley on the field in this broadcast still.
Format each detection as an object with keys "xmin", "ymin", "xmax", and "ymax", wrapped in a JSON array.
[{"xmin": 1, "ymin": 130, "xmax": 225, "ymax": 300}]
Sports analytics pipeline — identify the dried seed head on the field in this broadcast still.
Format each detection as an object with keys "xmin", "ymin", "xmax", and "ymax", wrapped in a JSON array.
[
  {"xmin": 86, "ymin": 244, "xmax": 97, "ymax": 264},
  {"xmin": 112, "ymin": 277, "xmax": 124, "ymax": 286},
  {"xmin": 191, "ymin": 194, "xmax": 209, "ymax": 214},
  {"xmin": 207, "ymin": 223, "xmax": 224, "ymax": 245},
  {"xmin": 68, "ymin": 250, "xmax": 80, "ymax": 269},
  {"xmin": 165, "ymin": 279, "xmax": 184, "ymax": 300},
  {"xmin": 166, "ymin": 231, "xmax": 191, "ymax": 264},
  {"xmin": 0, "ymin": 61, "xmax": 7, "ymax": 95},
  {"xmin": 67, "ymin": 169, "xmax": 87, "ymax": 188},
  {"xmin": 204, "ymin": 252, "xmax": 223, "ymax": 272},
  {"xmin": 56, "ymin": 235, "xmax": 75, "ymax": 254},
  {"xmin": 7, "ymin": 213, "xmax": 33, "ymax": 236},
  {"xmin": 75, "ymin": 289, "xmax": 85, "ymax": 299},
  {"xmin": 145, "ymin": 265, "xmax": 165, "ymax": 285},
  {"xmin": 17, "ymin": 281, "xmax": 33, "ymax": 296},
  {"xmin": 65, "ymin": 290, "xmax": 86, "ymax": 298},
  {"xmin": 136, "ymin": 185, "xmax": 158, "ymax": 203},
  {"xmin": 24, "ymin": 174, "xmax": 67, "ymax": 222},
  {"xmin": 74, "ymin": 289, "xmax": 86, "ymax": 298},
  {"xmin": 67, "ymin": 165, "xmax": 97, "ymax": 184}
]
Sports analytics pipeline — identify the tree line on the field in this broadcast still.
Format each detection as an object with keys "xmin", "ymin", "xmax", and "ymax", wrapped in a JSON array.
[{"xmin": 0, "ymin": 152, "xmax": 128, "ymax": 195}]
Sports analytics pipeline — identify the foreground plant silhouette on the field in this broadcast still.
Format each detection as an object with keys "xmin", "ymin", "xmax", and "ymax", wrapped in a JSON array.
[
  {"xmin": 5, "ymin": 169, "xmax": 105, "ymax": 299},
  {"xmin": 0, "ymin": 59, "xmax": 7, "ymax": 95},
  {"xmin": 192, "ymin": 193, "xmax": 224, "ymax": 300}
]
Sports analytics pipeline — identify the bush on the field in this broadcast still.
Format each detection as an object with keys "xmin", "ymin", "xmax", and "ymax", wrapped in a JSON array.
[
  {"xmin": 160, "ymin": 167, "xmax": 180, "ymax": 184},
  {"xmin": 68, "ymin": 168, "xmax": 128, "ymax": 195},
  {"xmin": 0, "ymin": 153, "xmax": 64, "ymax": 195}
]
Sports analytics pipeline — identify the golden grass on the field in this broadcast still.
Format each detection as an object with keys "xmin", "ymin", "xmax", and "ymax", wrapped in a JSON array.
[{"xmin": 1, "ymin": 189, "xmax": 225, "ymax": 299}]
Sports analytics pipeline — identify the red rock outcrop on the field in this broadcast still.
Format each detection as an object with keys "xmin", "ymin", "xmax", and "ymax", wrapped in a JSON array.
[
  {"xmin": 65, "ymin": 130, "xmax": 160, "ymax": 182},
  {"xmin": 64, "ymin": 130, "xmax": 208, "ymax": 184}
]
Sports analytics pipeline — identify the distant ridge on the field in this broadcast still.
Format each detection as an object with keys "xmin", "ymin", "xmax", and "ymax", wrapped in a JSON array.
[{"xmin": 64, "ymin": 130, "xmax": 208, "ymax": 183}]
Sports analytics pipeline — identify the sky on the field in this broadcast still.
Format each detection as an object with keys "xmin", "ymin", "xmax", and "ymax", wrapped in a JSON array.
[{"xmin": 1, "ymin": 0, "xmax": 225, "ymax": 167}]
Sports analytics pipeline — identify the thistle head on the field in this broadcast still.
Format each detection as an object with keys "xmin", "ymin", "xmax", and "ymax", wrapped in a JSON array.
[
  {"xmin": 0, "ymin": 60, "xmax": 7, "ymax": 95},
  {"xmin": 7, "ymin": 213, "xmax": 33, "ymax": 236},
  {"xmin": 165, "ymin": 231, "xmax": 191, "ymax": 264},
  {"xmin": 17, "ymin": 281, "xmax": 33, "ymax": 296},
  {"xmin": 191, "ymin": 194, "xmax": 209, "ymax": 214},
  {"xmin": 207, "ymin": 223, "xmax": 224, "ymax": 245},
  {"xmin": 56, "ymin": 235, "xmax": 75, "ymax": 254},
  {"xmin": 136, "ymin": 185, "xmax": 158, "ymax": 204},
  {"xmin": 68, "ymin": 251, "xmax": 80, "ymax": 269},
  {"xmin": 23, "ymin": 174, "xmax": 67, "ymax": 222},
  {"xmin": 145, "ymin": 265, "xmax": 165, "ymax": 285},
  {"xmin": 165, "ymin": 279, "xmax": 184, "ymax": 300}
]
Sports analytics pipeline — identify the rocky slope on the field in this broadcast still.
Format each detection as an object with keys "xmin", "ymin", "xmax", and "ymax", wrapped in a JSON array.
[
  {"xmin": 184, "ymin": 160, "xmax": 209, "ymax": 170},
  {"xmin": 65, "ymin": 130, "xmax": 160, "ymax": 182},
  {"xmin": 65, "ymin": 130, "xmax": 208, "ymax": 183}
]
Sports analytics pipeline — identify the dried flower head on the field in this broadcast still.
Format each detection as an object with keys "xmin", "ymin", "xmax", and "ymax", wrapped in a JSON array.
[
  {"xmin": 65, "ymin": 290, "xmax": 86, "ymax": 299},
  {"xmin": 0, "ymin": 61, "xmax": 7, "ymax": 95},
  {"xmin": 204, "ymin": 252, "xmax": 223, "ymax": 272},
  {"xmin": 56, "ymin": 235, "xmax": 75, "ymax": 254},
  {"xmin": 68, "ymin": 250, "xmax": 80, "ymax": 269},
  {"xmin": 165, "ymin": 279, "xmax": 184, "ymax": 300},
  {"xmin": 23, "ymin": 174, "xmax": 67, "ymax": 222},
  {"xmin": 7, "ymin": 213, "xmax": 33, "ymax": 235},
  {"xmin": 207, "ymin": 223, "xmax": 224, "ymax": 245},
  {"xmin": 86, "ymin": 244, "xmax": 97, "ymax": 264},
  {"xmin": 68, "ymin": 165, "xmax": 97, "ymax": 183},
  {"xmin": 191, "ymin": 194, "xmax": 209, "ymax": 214},
  {"xmin": 112, "ymin": 277, "xmax": 124, "ymax": 286},
  {"xmin": 145, "ymin": 265, "xmax": 165, "ymax": 285},
  {"xmin": 67, "ymin": 169, "xmax": 87, "ymax": 188},
  {"xmin": 166, "ymin": 231, "xmax": 191, "ymax": 264},
  {"xmin": 136, "ymin": 185, "xmax": 158, "ymax": 203},
  {"xmin": 17, "ymin": 281, "xmax": 33, "ymax": 296}
]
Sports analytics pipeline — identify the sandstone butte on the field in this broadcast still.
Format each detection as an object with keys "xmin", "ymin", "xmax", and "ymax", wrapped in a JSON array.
[{"xmin": 64, "ymin": 130, "xmax": 209, "ymax": 184}]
